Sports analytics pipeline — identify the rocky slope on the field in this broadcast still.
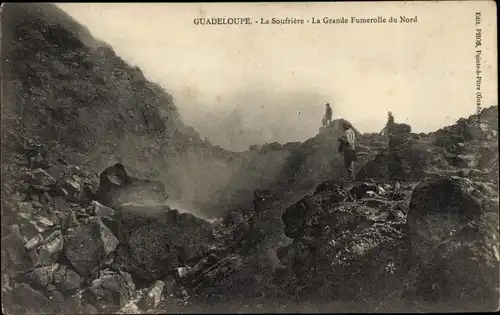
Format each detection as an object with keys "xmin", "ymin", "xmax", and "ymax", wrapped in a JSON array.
[
  {"xmin": 1, "ymin": 3, "xmax": 499, "ymax": 314},
  {"xmin": 1, "ymin": 3, "xmax": 247, "ymax": 218}
]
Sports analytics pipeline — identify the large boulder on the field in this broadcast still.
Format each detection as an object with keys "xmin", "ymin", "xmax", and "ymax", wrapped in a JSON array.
[
  {"xmin": 80, "ymin": 269, "xmax": 135, "ymax": 313},
  {"xmin": 137, "ymin": 280, "xmax": 166, "ymax": 311},
  {"xmin": 277, "ymin": 181, "xmax": 410, "ymax": 302},
  {"xmin": 355, "ymin": 139, "xmax": 450, "ymax": 183},
  {"xmin": 463, "ymin": 121, "xmax": 497, "ymax": 141},
  {"xmin": 64, "ymin": 217, "xmax": 119, "ymax": 278},
  {"xmin": 261, "ymin": 141, "xmax": 282, "ymax": 152},
  {"xmin": 37, "ymin": 229, "xmax": 64, "ymax": 266},
  {"xmin": 53, "ymin": 264, "xmax": 82, "ymax": 295},
  {"xmin": 407, "ymin": 177, "xmax": 484, "ymax": 259},
  {"xmin": 96, "ymin": 163, "xmax": 167, "ymax": 208},
  {"xmin": 9, "ymin": 283, "xmax": 52, "ymax": 314},
  {"xmin": 2, "ymin": 225, "xmax": 37, "ymax": 278},
  {"xmin": 23, "ymin": 264, "xmax": 59, "ymax": 291},
  {"xmin": 53, "ymin": 165, "xmax": 100, "ymax": 204},
  {"xmin": 391, "ymin": 123, "xmax": 412, "ymax": 134},
  {"xmin": 113, "ymin": 207, "xmax": 213, "ymax": 282},
  {"xmin": 405, "ymin": 176, "xmax": 499, "ymax": 310},
  {"xmin": 282, "ymin": 182, "xmax": 346, "ymax": 240},
  {"xmin": 24, "ymin": 168, "xmax": 56, "ymax": 189}
]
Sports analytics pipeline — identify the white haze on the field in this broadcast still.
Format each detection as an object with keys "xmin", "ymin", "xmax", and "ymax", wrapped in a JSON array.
[{"xmin": 56, "ymin": 2, "xmax": 497, "ymax": 152}]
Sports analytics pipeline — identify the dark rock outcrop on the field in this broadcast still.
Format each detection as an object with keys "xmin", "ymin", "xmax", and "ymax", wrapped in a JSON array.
[
  {"xmin": 404, "ymin": 177, "xmax": 499, "ymax": 310},
  {"xmin": 112, "ymin": 207, "xmax": 213, "ymax": 283},
  {"xmin": 80, "ymin": 269, "xmax": 135, "ymax": 312},
  {"xmin": 64, "ymin": 217, "xmax": 119, "ymax": 278},
  {"xmin": 96, "ymin": 163, "xmax": 167, "ymax": 209},
  {"xmin": 276, "ymin": 181, "xmax": 411, "ymax": 304},
  {"xmin": 137, "ymin": 280, "xmax": 166, "ymax": 311}
]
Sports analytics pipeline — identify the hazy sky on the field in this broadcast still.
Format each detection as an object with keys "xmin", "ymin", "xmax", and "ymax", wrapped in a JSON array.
[{"xmin": 57, "ymin": 2, "xmax": 497, "ymax": 144}]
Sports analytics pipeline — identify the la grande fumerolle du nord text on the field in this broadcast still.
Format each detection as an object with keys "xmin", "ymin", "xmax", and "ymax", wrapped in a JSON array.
[{"xmin": 193, "ymin": 16, "xmax": 419, "ymax": 25}]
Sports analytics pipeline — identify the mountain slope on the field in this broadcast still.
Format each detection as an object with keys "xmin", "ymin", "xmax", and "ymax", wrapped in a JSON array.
[
  {"xmin": 1, "ymin": 3, "xmax": 244, "ymax": 217},
  {"xmin": 2, "ymin": 3, "xmax": 182, "ymax": 170}
]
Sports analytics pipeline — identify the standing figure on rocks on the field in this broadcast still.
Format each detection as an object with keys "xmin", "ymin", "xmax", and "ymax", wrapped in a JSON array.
[
  {"xmin": 385, "ymin": 111, "xmax": 395, "ymax": 143},
  {"xmin": 338, "ymin": 121, "xmax": 357, "ymax": 180},
  {"xmin": 385, "ymin": 112, "xmax": 405, "ymax": 189},
  {"xmin": 322, "ymin": 103, "xmax": 333, "ymax": 127}
]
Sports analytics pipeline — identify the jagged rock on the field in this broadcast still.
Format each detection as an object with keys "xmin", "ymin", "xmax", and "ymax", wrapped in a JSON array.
[
  {"xmin": 38, "ymin": 229, "xmax": 64, "ymax": 266},
  {"xmin": 454, "ymin": 154, "xmax": 477, "ymax": 168},
  {"xmin": 277, "ymin": 180, "xmax": 410, "ymax": 302},
  {"xmin": 2, "ymin": 225, "xmax": 37, "ymax": 277},
  {"xmin": 282, "ymin": 141, "xmax": 301, "ymax": 151},
  {"xmin": 17, "ymin": 201, "xmax": 36, "ymax": 215},
  {"xmin": 10, "ymin": 283, "xmax": 52, "ymax": 313},
  {"xmin": 60, "ymin": 177, "xmax": 82, "ymax": 203},
  {"xmin": 115, "ymin": 208, "xmax": 212, "ymax": 282},
  {"xmin": 416, "ymin": 216, "xmax": 499, "ymax": 308},
  {"xmin": 406, "ymin": 177, "xmax": 499, "ymax": 309},
  {"xmin": 261, "ymin": 141, "xmax": 282, "ymax": 152},
  {"xmin": 24, "ymin": 234, "xmax": 44, "ymax": 251},
  {"xmin": 24, "ymin": 264, "xmax": 58, "ymax": 290},
  {"xmin": 314, "ymin": 179, "xmax": 346, "ymax": 195},
  {"xmin": 53, "ymin": 264, "xmax": 82, "ymax": 295},
  {"xmin": 56, "ymin": 294, "xmax": 86, "ymax": 314},
  {"xmin": 64, "ymin": 217, "xmax": 119, "ymax": 277},
  {"xmin": 282, "ymin": 185, "xmax": 346, "ymax": 240},
  {"xmin": 281, "ymin": 197, "xmax": 311, "ymax": 240},
  {"xmin": 99, "ymin": 163, "xmax": 130, "ymax": 190},
  {"xmin": 464, "ymin": 121, "xmax": 497, "ymax": 141},
  {"xmin": 96, "ymin": 163, "xmax": 167, "ymax": 208},
  {"xmin": 125, "ymin": 221, "xmax": 180, "ymax": 280},
  {"xmin": 137, "ymin": 280, "xmax": 165, "ymax": 310},
  {"xmin": 117, "ymin": 301, "xmax": 141, "ymax": 314},
  {"xmin": 24, "ymin": 168, "xmax": 56, "ymax": 188},
  {"xmin": 45, "ymin": 164, "xmax": 66, "ymax": 183},
  {"xmin": 91, "ymin": 200, "xmax": 115, "ymax": 217},
  {"xmin": 53, "ymin": 196, "xmax": 71, "ymax": 212},
  {"xmin": 231, "ymin": 226, "xmax": 265, "ymax": 256},
  {"xmin": 46, "ymin": 285, "xmax": 65, "ymax": 310},
  {"xmin": 84, "ymin": 303, "xmax": 99, "ymax": 314},
  {"xmin": 163, "ymin": 275, "xmax": 176, "ymax": 295},
  {"xmin": 407, "ymin": 176, "xmax": 484, "ymax": 260},
  {"xmin": 34, "ymin": 215, "xmax": 55, "ymax": 233},
  {"xmin": 81, "ymin": 270, "xmax": 135, "ymax": 312},
  {"xmin": 249, "ymin": 144, "xmax": 261, "ymax": 151},
  {"xmin": 392, "ymin": 123, "xmax": 412, "ymax": 134},
  {"xmin": 222, "ymin": 210, "xmax": 245, "ymax": 227},
  {"xmin": 120, "ymin": 270, "xmax": 136, "ymax": 297},
  {"xmin": 40, "ymin": 191, "xmax": 54, "ymax": 205},
  {"xmin": 55, "ymin": 165, "xmax": 100, "ymax": 204},
  {"xmin": 355, "ymin": 141, "xmax": 436, "ymax": 183}
]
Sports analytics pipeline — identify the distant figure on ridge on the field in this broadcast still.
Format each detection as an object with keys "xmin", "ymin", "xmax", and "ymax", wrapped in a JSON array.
[
  {"xmin": 338, "ymin": 121, "xmax": 357, "ymax": 180},
  {"xmin": 322, "ymin": 103, "xmax": 333, "ymax": 127},
  {"xmin": 382, "ymin": 111, "xmax": 395, "ymax": 143}
]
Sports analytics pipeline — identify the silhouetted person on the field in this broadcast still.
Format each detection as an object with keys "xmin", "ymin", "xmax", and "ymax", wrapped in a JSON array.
[
  {"xmin": 322, "ymin": 103, "xmax": 333, "ymax": 127},
  {"xmin": 338, "ymin": 121, "xmax": 357, "ymax": 180},
  {"xmin": 386, "ymin": 111, "xmax": 395, "ymax": 142},
  {"xmin": 385, "ymin": 111, "xmax": 402, "ymax": 190}
]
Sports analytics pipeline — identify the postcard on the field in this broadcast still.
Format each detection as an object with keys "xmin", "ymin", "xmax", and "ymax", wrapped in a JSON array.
[{"xmin": 1, "ymin": 1, "xmax": 498, "ymax": 314}]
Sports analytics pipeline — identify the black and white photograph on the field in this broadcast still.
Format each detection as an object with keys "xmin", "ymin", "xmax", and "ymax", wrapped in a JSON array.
[{"xmin": 1, "ymin": 2, "xmax": 498, "ymax": 313}]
